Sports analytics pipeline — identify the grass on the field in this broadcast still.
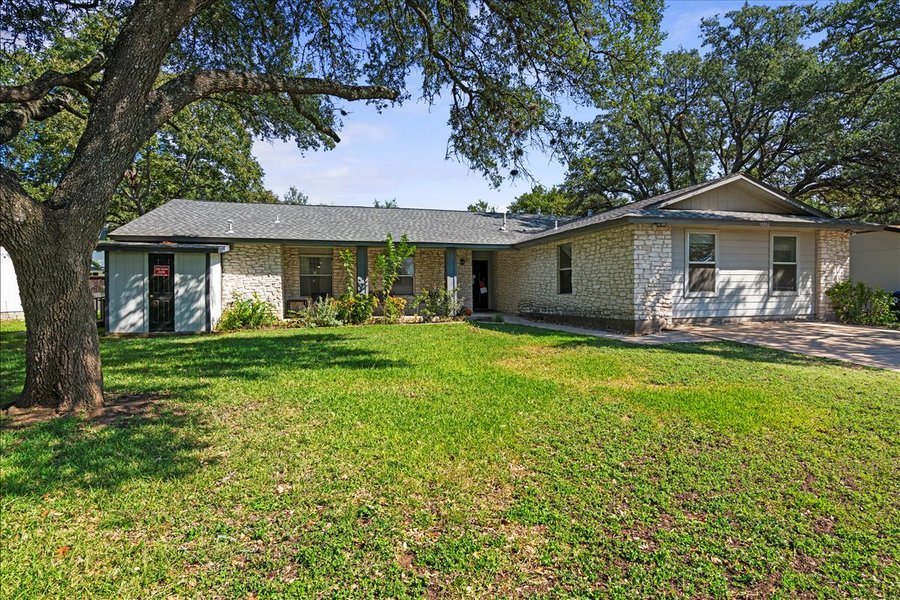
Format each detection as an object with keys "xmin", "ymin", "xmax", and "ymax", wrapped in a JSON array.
[{"xmin": 1, "ymin": 322, "xmax": 898, "ymax": 597}]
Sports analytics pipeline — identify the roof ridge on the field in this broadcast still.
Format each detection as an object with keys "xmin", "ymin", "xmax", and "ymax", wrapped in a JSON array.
[{"xmin": 166, "ymin": 198, "xmax": 529, "ymax": 217}]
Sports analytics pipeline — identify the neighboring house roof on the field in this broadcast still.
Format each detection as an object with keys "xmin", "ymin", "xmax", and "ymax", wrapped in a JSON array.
[{"xmin": 109, "ymin": 174, "xmax": 877, "ymax": 248}]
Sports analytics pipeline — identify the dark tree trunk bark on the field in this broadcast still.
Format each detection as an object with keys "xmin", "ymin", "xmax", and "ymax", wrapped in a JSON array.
[{"xmin": 10, "ymin": 233, "xmax": 104, "ymax": 412}]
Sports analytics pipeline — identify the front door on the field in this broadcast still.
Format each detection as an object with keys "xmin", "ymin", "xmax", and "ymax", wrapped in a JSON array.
[
  {"xmin": 472, "ymin": 260, "xmax": 489, "ymax": 310},
  {"xmin": 148, "ymin": 254, "xmax": 175, "ymax": 332}
]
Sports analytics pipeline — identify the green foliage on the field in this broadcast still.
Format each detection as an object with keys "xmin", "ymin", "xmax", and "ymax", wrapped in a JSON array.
[
  {"xmin": 336, "ymin": 249, "xmax": 357, "ymax": 295},
  {"xmin": 334, "ymin": 293, "xmax": 378, "ymax": 325},
  {"xmin": 508, "ymin": 184, "xmax": 577, "ymax": 216},
  {"xmin": 373, "ymin": 234, "xmax": 416, "ymax": 297},
  {"xmin": 466, "ymin": 200, "xmax": 496, "ymax": 213},
  {"xmin": 333, "ymin": 248, "xmax": 377, "ymax": 324},
  {"xmin": 825, "ymin": 281, "xmax": 897, "ymax": 326},
  {"xmin": 372, "ymin": 198, "xmax": 398, "ymax": 208},
  {"xmin": 294, "ymin": 297, "xmax": 344, "ymax": 327},
  {"xmin": 381, "ymin": 296, "xmax": 407, "ymax": 324},
  {"xmin": 282, "ymin": 186, "xmax": 309, "ymax": 205},
  {"xmin": 1, "ymin": 15, "xmax": 282, "ymax": 226},
  {"xmin": 414, "ymin": 288, "xmax": 463, "ymax": 320},
  {"xmin": 563, "ymin": 1, "xmax": 900, "ymax": 221},
  {"xmin": 217, "ymin": 294, "xmax": 278, "ymax": 331}
]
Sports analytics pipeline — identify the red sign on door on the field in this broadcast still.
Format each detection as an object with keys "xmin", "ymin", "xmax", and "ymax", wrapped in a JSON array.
[{"xmin": 153, "ymin": 265, "xmax": 170, "ymax": 277}]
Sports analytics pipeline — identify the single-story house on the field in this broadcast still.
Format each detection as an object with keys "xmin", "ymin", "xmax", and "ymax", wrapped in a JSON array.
[
  {"xmin": 850, "ymin": 225, "xmax": 900, "ymax": 293},
  {"xmin": 100, "ymin": 173, "xmax": 879, "ymax": 334}
]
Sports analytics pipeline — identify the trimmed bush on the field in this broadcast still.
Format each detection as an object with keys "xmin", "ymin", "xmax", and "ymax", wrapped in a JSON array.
[
  {"xmin": 335, "ymin": 292, "xmax": 378, "ymax": 325},
  {"xmin": 382, "ymin": 295, "xmax": 407, "ymax": 324},
  {"xmin": 218, "ymin": 294, "xmax": 277, "ymax": 331},
  {"xmin": 296, "ymin": 297, "xmax": 343, "ymax": 327},
  {"xmin": 825, "ymin": 280, "xmax": 897, "ymax": 326},
  {"xmin": 414, "ymin": 288, "xmax": 463, "ymax": 320}
]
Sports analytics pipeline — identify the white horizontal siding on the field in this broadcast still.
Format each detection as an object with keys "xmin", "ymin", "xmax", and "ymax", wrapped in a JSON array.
[
  {"xmin": 671, "ymin": 226, "xmax": 815, "ymax": 319},
  {"xmin": 175, "ymin": 254, "xmax": 207, "ymax": 332},
  {"xmin": 108, "ymin": 251, "xmax": 148, "ymax": 333}
]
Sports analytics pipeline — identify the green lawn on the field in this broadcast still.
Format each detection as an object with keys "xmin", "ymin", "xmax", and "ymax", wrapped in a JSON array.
[{"xmin": 1, "ymin": 322, "xmax": 898, "ymax": 597}]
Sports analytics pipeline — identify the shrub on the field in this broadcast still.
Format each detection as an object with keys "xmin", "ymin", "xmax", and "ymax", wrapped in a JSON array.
[
  {"xmin": 491, "ymin": 313, "xmax": 505, "ymax": 323},
  {"xmin": 373, "ymin": 234, "xmax": 416, "ymax": 294},
  {"xmin": 335, "ymin": 292, "xmax": 377, "ymax": 325},
  {"xmin": 296, "ymin": 297, "xmax": 343, "ymax": 327},
  {"xmin": 825, "ymin": 280, "xmax": 897, "ymax": 326},
  {"xmin": 218, "ymin": 294, "xmax": 278, "ymax": 331},
  {"xmin": 414, "ymin": 288, "xmax": 463, "ymax": 320},
  {"xmin": 382, "ymin": 295, "xmax": 407, "ymax": 324}
]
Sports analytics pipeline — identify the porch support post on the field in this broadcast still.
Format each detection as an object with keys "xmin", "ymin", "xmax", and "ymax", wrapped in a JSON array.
[
  {"xmin": 445, "ymin": 248, "xmax": 457, "ymax": 295},
  {"xmin": 356, "ymin": 246, "xmax": 368, "ymax": 294}
]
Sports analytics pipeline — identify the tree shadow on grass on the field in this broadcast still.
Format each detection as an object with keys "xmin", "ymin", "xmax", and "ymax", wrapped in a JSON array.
[
  {"xmin": 473, "ymin": 321, "xmax": 851, "ymax": 370},
  {"xmin": 1, "ymin": 404, "xmax": 210, "ymax": 499},
  {"xmin": 2, "ymin": 328, "xmax": 410, "ymax": 406}
]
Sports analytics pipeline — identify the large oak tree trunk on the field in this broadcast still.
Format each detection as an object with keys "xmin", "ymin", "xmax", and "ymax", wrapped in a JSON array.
[{"xmin": 10, "ymin": 233, "xmax": 104, "ymax": 412}]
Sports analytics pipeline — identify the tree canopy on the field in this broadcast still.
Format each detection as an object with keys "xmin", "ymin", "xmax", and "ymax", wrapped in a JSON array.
[{"xmin": 562, "ymin": 0, "xmax": 900, "ymax": 222}]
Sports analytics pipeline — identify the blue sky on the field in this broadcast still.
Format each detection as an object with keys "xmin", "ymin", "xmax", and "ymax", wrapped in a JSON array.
[{"xmin": 253, "ymin": 1, "xmax": 818, "ymax": 211}]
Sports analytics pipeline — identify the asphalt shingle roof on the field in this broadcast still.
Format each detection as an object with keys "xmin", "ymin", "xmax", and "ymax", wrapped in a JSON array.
[
  {"xmin": 109, "ymin": 175, "xmax": 872, "ymax": 247},
  {"xmin": 109, "ymin": 199, "xmax": 574, "ymax": 247}
]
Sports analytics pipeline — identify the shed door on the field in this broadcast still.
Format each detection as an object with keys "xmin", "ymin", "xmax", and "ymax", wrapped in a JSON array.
[{"xmin": 148, "ymin": 254, "xmax": 175, "ymax": 332}]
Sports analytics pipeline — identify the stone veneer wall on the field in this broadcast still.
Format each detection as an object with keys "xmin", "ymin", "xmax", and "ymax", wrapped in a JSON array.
[
  {"xmin": 632, "ymin": 224, "xmax": 673, "ymax": 330},
  {"xmin": 222, "ymin": 243, "xmax": 284, "ymax": 317},
  {"xmin": 493, "ymin": 226, "xmax": 637, "ymax": 327},
  {"xmin": 457, "ymin": 249, "xmax": 473, "ymax": 309},
  {"xmin": 815, "ymin": 230, "xmax": 850, "ymax": 320}
]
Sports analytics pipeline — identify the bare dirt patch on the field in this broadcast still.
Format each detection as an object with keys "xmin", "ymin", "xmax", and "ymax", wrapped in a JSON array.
[{"xmin": 1, "ymin": 392, "xmax": 172, "ymax": 429}]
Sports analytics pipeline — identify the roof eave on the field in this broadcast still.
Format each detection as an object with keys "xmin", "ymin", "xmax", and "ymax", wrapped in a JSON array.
[
  {"xmin": 627, "ymin": 215, "xmax": 881, "ymax": 231},
  {"xmin": 107, "ymin": 233, "xmax": 518, "ymax": 250}
]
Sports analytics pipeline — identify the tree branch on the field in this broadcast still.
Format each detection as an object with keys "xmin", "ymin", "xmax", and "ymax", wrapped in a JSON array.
[
  {"xmin": 144, "ymin": 70, "xmax": 399, "ymax": 137},
  {"xmin": 0, "ymin": 53, "xmax": 105, "ymax": 103},
  {"xmin": 0, "ymin": 93, "xmax": 79, "ymax": 144},
  {"xmin": 0, "ymin": 165, "xmax": 47, "ymax": 254},
  {"xmin": 288, "ymin": 94, "xmax": 341, "ymax": 143}
]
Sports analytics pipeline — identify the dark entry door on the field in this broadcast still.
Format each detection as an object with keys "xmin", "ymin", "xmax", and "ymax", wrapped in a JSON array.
[
  {"xmin": 149, "ymin": 254, "xmax": 175, "ymax": 332},
  {"xmin": 472, "ymin": 260, "xmax": 489, "ymax": 310}
]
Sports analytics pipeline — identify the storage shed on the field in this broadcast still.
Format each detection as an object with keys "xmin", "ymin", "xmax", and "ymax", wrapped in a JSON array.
[{"xmin": 98, "ymin": 241, "xmax": 229, "ymax": 333}]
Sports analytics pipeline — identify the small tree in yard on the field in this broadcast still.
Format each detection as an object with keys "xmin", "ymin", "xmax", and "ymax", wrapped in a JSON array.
[
  {"xmin": 373, "ymin": 234, "xmax": 416, "ymax": 322},
  {"xmin": 0, "ymin": 0, "xmax": 661, "ymax": 411}
]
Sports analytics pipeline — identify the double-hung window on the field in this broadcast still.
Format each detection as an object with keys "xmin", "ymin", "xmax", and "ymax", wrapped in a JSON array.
[
  {"xmin": 771, "ymin": 235, "xmax": 798, "ymax": 293},
  {"xmin": 392, "ymin": 257, "xmax": 415, "ymax": 295},
  {"xmin": 687, "ymin": 232, "xmax": 717, "ymax": 294},
  {"xmin": 300, "ymin": 255, "xmax": 333, "ymax": 300},
  {"xmin": 558, "ymin": 244, "xmax": 573, "ymax": 294}
]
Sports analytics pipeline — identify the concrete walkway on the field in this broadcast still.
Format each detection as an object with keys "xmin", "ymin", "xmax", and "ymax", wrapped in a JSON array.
[
  {"xmin": 681, "ymin": 322, "xmax": 900, "ymax": 372},
  {"xmin": 473, "ymin": 314, "xmax": 709, "ymax": 345}
]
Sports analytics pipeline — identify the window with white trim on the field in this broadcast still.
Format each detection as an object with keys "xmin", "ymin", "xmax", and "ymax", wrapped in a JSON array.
[
  {"xmin": 558, "ymin": 244, "xmax": 573, "ymax": 294},
  {"xmin": 300, "ymin": 255, "xmax": 333, "ymax": 300},
  {"xmin": 771, "ymin": 235, "xmax": 798, "ymax": 293},
  {"xmin": 392, "ymin": 257, "xmax": 415, "ymax": 295},
  {"xmin": 687, "ymin": 232, "xmax": 716, "ymax": 294}
]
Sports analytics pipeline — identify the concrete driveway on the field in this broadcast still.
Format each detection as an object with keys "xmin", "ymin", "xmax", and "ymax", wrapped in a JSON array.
[{"xmin": 682, "ymin": 322, "xmax": 900, "ymax": 371}]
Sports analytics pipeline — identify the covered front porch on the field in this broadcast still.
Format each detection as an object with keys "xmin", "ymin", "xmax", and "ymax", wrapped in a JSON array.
[{"xmin": 222, "ymin": 243, "xmax": 504, "ymax": 318}]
